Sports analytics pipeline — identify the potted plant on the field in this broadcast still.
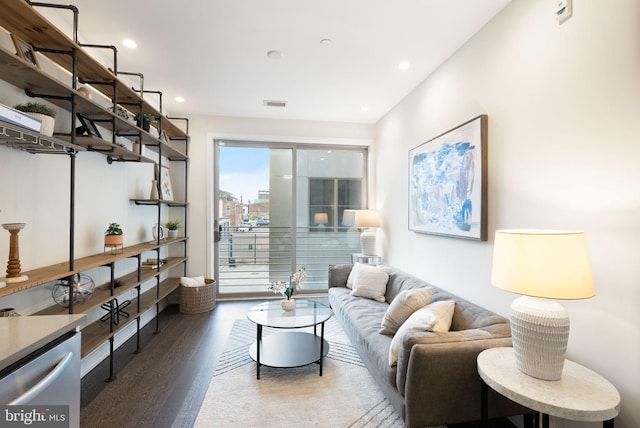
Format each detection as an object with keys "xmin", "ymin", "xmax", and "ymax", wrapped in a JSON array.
[
  {"xmin": 104, "ymin": 222, "xmax": 123, "ymax": 253},
  {"xmin": 134, "ymin": 113, "xmax": 155, "ymax": 132},
  {"xmin": 13, "ymin": 102, "xmax": 56, "ymax": 136},
  {"xmin": 165, "ymin": 220, "xmax": 181, "ymax": 238},
  {"xmin": 268, "ymin": 266, "xmax": 307, "ymax": 311}
]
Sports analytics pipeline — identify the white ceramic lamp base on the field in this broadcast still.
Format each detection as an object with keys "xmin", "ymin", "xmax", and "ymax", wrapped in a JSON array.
[
  {"xmin": 359, "ymin": 229, "xmax": 376, "ymax": 256},
  {"xmin": 509, "ymin": 296, "xmax": 570, "ymax": 381}
]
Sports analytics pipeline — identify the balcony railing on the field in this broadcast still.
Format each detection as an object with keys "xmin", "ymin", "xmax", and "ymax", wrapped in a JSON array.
[{"xmin": 218, "ymin": 226, "xmax": 361, "ymax": 294}]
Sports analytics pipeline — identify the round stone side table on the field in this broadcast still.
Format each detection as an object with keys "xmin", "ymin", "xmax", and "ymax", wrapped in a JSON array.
[{"xmin": 478, "ymin": 347, "xmax": 620, "ymax": 428}]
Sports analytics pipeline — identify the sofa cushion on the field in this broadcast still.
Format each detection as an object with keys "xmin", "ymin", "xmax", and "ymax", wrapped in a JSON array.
[
  {"xmin": 388, "ymin": 300, "xmax": 456, "ymax": 366},
  {"xmin": 379, "ymin": 287, "xmax": 433, "ymax": 335},
  {"xmin": 350, "ymin": 264, "xmax": 390, "ymax": 302},
  {"xmin": 328, "ymin": 287, "xmax": 398, "ymax": 390},
  {"xmin": 384, "ymin": 269, "xmax": 434, "ymax": 303}
]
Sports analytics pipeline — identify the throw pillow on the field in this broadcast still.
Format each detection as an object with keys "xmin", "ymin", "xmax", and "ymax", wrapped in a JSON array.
[
  {"xmin": 180, "ymin": 276, "xmax": 206, "ymax": 287},
  {"xmin": 388, "ymin": 300, "xmax": 456, "ymax": 366},
  {"xmin": 379, "ymin": 287, "xmax": 433, "ymax": 335},
  {"xmin": 350, "ymin": 264, "xmax": 389, "ymax": 302},
  {"xmin": 346, "ymin": 263, "xmax": 363, "ymax": 289}
]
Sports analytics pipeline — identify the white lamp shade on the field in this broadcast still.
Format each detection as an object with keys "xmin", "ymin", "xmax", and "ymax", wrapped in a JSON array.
[
  {"xmin": 342, "ymin": 210, "xmax": 356, "ymax": 227},
  {"xmin": 313, "ymin": 213, "xmax": 328, "ymax": 225},
  {"xmin": 354, "ymin": 210, "xmax": 382, "ymax": 228},
  {"xmin": 491, "ymin": 230, "xmax": 595, "ymax": 300}
]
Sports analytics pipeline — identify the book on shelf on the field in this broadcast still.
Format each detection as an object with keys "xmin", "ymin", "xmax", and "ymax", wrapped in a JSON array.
[
  {"xmin": 141, "ymin": 258, "xmax": 167, "ymax": 269},
  {"xmin": 0, "ymin": 103, "xmax": 42, "ymax": 133}
]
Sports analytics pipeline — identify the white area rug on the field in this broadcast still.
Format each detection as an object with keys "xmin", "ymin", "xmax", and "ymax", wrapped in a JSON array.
[{"xmin": 194, "ymin": 317, "xmax": 405, "ymax": 428}]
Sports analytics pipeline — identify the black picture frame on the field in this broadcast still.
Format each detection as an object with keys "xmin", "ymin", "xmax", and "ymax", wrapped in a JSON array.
[{"xmin": 75, "ymin": 114, "xmax": 102, "ymax": 138}]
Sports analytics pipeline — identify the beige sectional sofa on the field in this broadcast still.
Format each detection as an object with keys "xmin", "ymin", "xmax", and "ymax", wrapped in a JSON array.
[{"xmin": 328, "ymin": 263, "xmax": 529, "ymax": 428}]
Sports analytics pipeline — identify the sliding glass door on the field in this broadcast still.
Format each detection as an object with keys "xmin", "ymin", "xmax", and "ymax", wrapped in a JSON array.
[{"xmin": 215, "ymin": 141, "xmax": 366, "ymax": 297}]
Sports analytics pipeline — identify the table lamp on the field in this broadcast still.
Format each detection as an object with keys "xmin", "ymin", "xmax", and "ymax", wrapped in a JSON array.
[
  {"xmin": 354, "ymin": 210, "xmax": 381, "ymax": 256},
  {"xmin": 314, "ymin": 212, "xmax": 328, "ymax": 228},
  {"xmin": 342, "ymin": 210, "xmax": 356, "ymax": 230},
  {"xmin": 491, "ymin": 230, "xmax": 595, "ymax": 380}
]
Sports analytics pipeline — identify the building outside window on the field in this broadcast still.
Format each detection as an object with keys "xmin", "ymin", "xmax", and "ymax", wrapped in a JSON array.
[{"xmin": 216, "ymin": 142, "xmax": 367, "ymax": 296}]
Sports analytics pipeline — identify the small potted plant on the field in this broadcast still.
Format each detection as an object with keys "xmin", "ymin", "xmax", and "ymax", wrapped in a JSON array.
[
  {"xmin": 13, "ymin": 102, "xmax": 56, "ymax": 136},
  {"xmin": 268, "ymin": 266, "xmax": 307, "ymax": 311},
  {"xmin": 165, "ymin": 220, "xmax": 181, "ymax": 239},
  {"xmin": 134, "ymin": 113, "xmax": 155, "ymax": 132},
  {"xmin": 104, "ymin": 222, "xmax": 123, "ymax": 253}
]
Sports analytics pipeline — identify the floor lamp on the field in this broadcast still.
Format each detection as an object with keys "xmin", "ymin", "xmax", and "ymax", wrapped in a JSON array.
[{"xmin": 491, "ymin": 230, "xmax": 595, "ymax": 380}]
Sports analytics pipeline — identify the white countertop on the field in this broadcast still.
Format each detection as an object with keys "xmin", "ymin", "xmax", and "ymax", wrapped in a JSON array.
[
  {"xmin": 0, "ymin": 314, "xmax": 86, "ymax": 369},
  {"xmin": 478, "ymin": 347, "xmax": 620, "ymax": 422}
]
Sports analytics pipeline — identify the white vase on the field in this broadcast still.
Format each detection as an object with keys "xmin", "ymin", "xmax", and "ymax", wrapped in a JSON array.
[
  {"xmin": 150, "ymin": 179, "xmax": 159, "ymax": 200},
  {"xmin": 167, "ymin": 229, "xmax": 179, "ymax": 239},
  {"xmin": 281, "ymin": 298, "xmax": 295, "ymax": 311},
  {"xmin": 30, "ymin": 113, "xmax": 55, "ymax": 137}
]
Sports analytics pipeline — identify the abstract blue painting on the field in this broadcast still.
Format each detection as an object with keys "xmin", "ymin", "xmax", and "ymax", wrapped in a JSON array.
[{"xmin": 408, "ymin": 115, "xmax": 487, "ymax": 240}]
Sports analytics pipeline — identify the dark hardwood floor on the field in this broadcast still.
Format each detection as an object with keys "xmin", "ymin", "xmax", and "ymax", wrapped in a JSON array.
[
  {"xmin": 80, "ymin": 300, "xmax": 517, "ymax": 428},
  {"xmin": 80, "ymin": 301, "xmax": 256, "ymax": 428}
]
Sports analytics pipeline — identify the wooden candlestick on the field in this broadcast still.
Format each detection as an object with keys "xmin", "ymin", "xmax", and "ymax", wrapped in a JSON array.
[{"xmin": 2, "ymin": 223, "xmax": 28, "ymax": 283}]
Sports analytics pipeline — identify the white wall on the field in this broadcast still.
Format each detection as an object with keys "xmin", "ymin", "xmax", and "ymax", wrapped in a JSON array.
[{"xmin": 376, "ymin": 1, "xmax": 639, "ymax": 427}]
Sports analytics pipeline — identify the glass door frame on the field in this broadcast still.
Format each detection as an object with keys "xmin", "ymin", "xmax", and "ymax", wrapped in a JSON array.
[{"xmin": 212, "ymin": 138, "xmax": 369, "ymax": 301}]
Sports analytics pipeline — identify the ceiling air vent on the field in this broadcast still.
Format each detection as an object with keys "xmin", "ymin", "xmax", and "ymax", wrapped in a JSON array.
[{"xmin": 263, "ymin": 100, "xmax": 287, "ymax": 108}]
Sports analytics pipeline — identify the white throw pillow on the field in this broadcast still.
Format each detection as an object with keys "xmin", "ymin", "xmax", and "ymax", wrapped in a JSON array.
[
  {"xmin": 180, "ymin": 276, "xmax": 206, "ymax": 287},
  {"xmin": 346, "ymin": 263, "xmax": 363, "ymax": 289},
  {"xmin": 350, "ymin": 264, "xmax": 389, "ymax": 302},
  {"xmin": 388, "ymin": 300, "xmax": 456, "ymax": 366},
  {"xmin": 379, "ymin": 287, "xmax": 433, "ymax": 335}
]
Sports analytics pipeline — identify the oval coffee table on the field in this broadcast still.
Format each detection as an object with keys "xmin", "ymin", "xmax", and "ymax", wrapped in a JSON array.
[{"xmin": 247, "ymin": 299, "xmax": 333, "ymax": 379}]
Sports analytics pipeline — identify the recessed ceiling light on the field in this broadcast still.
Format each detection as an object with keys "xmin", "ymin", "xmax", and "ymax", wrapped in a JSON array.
[
  {"xmin": 122, "ymin": 39, "xmax": 137, "ymax": 49},
  {"xmin": 267, "ymin": 50, "xmax": 283, "ymax": 60},
  {"xmin": 175, "ymin": 96, "xmax": 185, "ymax": 103},
  {"xmin": 361, "ymin": 105, "xmax": 369, "ymax": 112},
  {"xmin": 398, "ymin": 61, "xmax": 411, "ymax": 71},
  {"xmin": 320, "ymin": 38, "xmax": 332, "ymax": 47}
]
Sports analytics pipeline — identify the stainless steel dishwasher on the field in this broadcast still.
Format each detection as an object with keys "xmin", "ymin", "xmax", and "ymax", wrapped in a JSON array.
[{"xmin": 0, "ymin": 331, "xmax": 81, "ymax": 428}]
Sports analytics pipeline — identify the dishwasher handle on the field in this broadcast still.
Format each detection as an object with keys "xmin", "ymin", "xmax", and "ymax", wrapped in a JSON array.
[{"xmin": 9, "ymin": 352, "xmax": 74, "ymax": 405}]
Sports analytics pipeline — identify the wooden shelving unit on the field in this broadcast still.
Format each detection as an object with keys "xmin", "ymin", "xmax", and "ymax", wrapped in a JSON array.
[{"xmin": 0, "ymin": 0, "xmax": 190, "ymax": 381}]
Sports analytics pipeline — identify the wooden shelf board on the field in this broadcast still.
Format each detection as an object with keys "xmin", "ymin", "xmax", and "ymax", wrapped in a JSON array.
[
  {"xmin": 139, "ymin": 277, "xmax": 181, "ymax": 310},
  {"xmin": 78, "ymin": 277, "xmax": 181, "ymax": 357},
  {"xmin": 0, "ymin": 241, "xmax": 184, "ymax": 298},
  {"xmin": 0, "ymin": 262, "xmax": 72, "ymax": 298},
  {"xmin": 33, "ymin": 257, "xmax": 185, "ymax": 317},
  {"xmin": 55, "ymin": 134, "xmax": 155, "ymax": 163},
  {"xmin": 80, "ymin": 310, "xmax": 137, "ymax": 357},
  {"xmin": 130, "ymin": 198, "xmax": 188, "ymax": 207}
]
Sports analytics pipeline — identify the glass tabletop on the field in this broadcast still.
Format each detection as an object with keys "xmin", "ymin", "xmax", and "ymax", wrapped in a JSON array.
[{"xmin": 247, "ymin": 299, "xmax": 333, "ymax": 329}]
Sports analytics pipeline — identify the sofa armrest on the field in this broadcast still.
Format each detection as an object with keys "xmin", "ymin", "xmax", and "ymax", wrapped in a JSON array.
[
  {"xmin": 328, "ymin": 264, "xmax": 353, "ymax": 288},
  {"xmin": 398, "ymin": 333, "xmax": 518, "ymax": 427}
]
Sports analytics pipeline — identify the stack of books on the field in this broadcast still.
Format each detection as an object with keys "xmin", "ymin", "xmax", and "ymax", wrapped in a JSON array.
[
  {"xmin": 141, "ymin": 258, "xmax": 167, "ymax": 270},
  {"xmin": 0, "ymin": 103, "xmax": 42, "ymax": 133}
]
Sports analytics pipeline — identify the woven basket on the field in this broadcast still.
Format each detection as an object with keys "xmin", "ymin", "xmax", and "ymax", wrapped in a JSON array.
[{"xmin": 180, "ymin": 278, "xmax": 216, "ymax": 314}]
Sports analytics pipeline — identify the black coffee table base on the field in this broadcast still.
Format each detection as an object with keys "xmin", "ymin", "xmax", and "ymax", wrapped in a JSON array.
[{"xmin": 249, "ymin": 331, "xmax": 329, "ymax": 379}]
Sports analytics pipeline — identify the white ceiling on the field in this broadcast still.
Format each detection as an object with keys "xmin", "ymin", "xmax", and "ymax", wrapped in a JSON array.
[{"xmin": 53, "ymin": 0, "xmax": 511, "ymax": 124}]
